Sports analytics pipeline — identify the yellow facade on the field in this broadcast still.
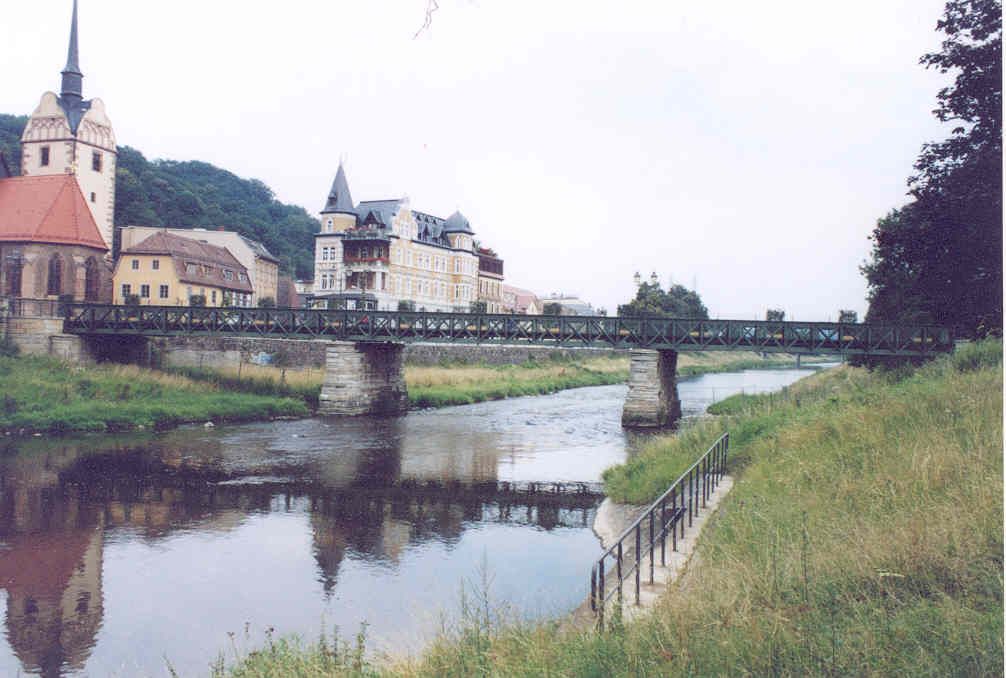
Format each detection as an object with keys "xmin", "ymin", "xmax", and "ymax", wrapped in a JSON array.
[{"xmin": 112, "ymin": 254, "xmax": 248, "ymax": 307}]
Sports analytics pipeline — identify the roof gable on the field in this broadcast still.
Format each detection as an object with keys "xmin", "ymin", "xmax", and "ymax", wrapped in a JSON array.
[
  {"xmin": 0, "ymin": 175, "xmax": 108, "ymax": 250},
  {"xmin": 121, "ymin": 232, "xmax": 253, "ymax": 293}
]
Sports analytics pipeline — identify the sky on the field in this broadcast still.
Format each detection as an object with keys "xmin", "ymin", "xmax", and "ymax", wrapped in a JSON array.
[{"xmin": 2, "ymin": 0, "xmax": 954, "ymax": 319}]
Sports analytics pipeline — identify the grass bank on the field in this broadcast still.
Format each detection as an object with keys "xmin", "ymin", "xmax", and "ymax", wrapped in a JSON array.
[
  {"xmin": 218, "ymin": 340, "xmax": 1003, "ymax": 676},
  {"xmin": 0, "ymin": 355, "xmax": 309, "ymax": 435},
  {"xmin": 167, "ymin": 350, "xmax": 822, "ymax": 411}
]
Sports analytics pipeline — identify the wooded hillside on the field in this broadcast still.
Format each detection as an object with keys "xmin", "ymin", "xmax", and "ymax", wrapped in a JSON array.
[{"xmin": 0, "ymin": 114, "xmax": 319, "ymax": 278}]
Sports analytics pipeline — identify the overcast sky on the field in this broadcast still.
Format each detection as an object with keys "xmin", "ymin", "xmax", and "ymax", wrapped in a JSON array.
[{"xmin": 3, "ymin": 0, "xmax": 953, "ymax": 318}]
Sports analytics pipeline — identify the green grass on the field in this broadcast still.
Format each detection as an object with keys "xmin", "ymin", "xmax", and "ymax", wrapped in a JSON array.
[
  {"xmin": 0, "ymin": 355, "xmax": 309, "ymax": 434},
  {"xmin": 218, "ymin": 340, "xmax": 1003, "ymax": 677}
]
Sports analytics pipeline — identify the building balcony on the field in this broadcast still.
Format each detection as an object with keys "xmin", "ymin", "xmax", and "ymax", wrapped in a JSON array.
[{"xmin": 344, "ymin": 256, "xmax": 390, "ymax": 265}]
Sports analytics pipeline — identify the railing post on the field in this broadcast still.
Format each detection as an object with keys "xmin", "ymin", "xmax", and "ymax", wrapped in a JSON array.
[
  {"xmin": 672, "ymin": 487, "xmax": 678, "ymax": 551},
  {"xmin": 634, "ymin": 524, "xmax": 641, "ymax": 605},
  {"xmin": 649, "ymin": 510, "xmax": 655, "ymax": 584},
  {"xmin": 660, "ymin": 498, "xmax": 667, "ymax": 566},
  {"xmin": 688, "ymin": 469, "xmax": 694, "ymax": 527},
  {"xmin": 598, "ymin": 560, "xmax": 605, "ymax": 630},
  {"xmin": 616, "ymin": 543, "xmax": 623, "ymax": 606}
]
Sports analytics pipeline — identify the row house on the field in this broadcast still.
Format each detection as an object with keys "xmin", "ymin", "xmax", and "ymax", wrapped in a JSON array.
[{"xmin": 312, "ymin": 164, "xmax": 502, "ymax": 312}]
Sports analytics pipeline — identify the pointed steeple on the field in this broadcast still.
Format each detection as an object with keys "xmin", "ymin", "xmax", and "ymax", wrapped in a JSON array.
[
  {"xmin": 60, "ymin": 0, "xmax": 83, "ymax": 104},
  {"xmin": 322, "ymin": 163, "xmax": 356, "ymax": 214}
]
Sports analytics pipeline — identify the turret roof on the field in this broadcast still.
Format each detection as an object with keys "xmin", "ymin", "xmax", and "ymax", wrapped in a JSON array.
[
  {"xmin": 322, "ymin": 164, "xmax": 356, "ymax": 215},
  {"xmin": 443, "ymin": 210, "xmax": 474, "ymax": 235}
]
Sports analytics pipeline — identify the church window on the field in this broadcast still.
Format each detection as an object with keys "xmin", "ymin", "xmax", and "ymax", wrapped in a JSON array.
[
  {"xmin": 46, "ymin": 255, "xmax": 62, "ymax": 296},
  {"xmin": 152, "ymin": 259, "xmax": 160, "ymax": 270},
  {"xmin": 140, "ymin": 284, "xmax": 150, "ymax": 298},
  {"xmin": 131, "ymin": 259, "xmax": 139, "ymax": 270},
  {"xmin": 159, "ymin": 284, "xmax": 169, "ymax": 299},
  {"xmin": 90, "ymin": 192, "xmax": 96, "ymax": 203},
  {"xmin": 92, "ymin": 151, "xmax": 102, "ymax": 172},
  {"xmin": 40, "ymin": 146, "xmax": 50, "ymax": 166}
]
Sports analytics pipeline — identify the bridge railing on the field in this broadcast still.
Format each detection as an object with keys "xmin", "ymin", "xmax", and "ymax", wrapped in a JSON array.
[
  {"xmin": 53, "ymin": 301, "xmax": 954, "ymax": 356},
  {"xmin": 590, "ymin": 432, "xmax": 728, "ymax": 630}
]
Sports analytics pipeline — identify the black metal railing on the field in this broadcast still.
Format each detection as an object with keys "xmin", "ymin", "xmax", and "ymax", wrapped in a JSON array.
[
  {"xmin": 51, "ymin": 300, "xmax": 955, "ymax": 357},
  {"xmin": 590, "ymin": 433, "xmax": 729, "ymax": 629}
]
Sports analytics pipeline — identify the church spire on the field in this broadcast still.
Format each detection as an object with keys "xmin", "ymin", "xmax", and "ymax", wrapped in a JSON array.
[
  {"xmin": 323, "ymin": 162, "xmax": 356, "ymax": 214},
  {"xmin": 60, "ymin": 0, "xmax": 83, "ymax": 103}
]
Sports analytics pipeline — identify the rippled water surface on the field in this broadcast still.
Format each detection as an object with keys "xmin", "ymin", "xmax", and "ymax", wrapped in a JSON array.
[{"xmin": 0, "ymin": 365, "xmax": 827, "ymax": 676}]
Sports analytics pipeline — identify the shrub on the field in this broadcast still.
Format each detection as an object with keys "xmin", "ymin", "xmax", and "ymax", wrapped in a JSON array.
[
  {"xmin": 189, "ymin": 294, "xmax": 206, "ymax": 307},
  {"xmin": 257, "ymin": 297, "xmax": 276, "ymax": 308}
]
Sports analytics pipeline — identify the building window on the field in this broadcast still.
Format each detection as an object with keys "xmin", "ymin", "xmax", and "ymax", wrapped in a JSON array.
[
  {"xmin": 223, "ymin": 269, "xmax": 233, "ymax": 281},
  {"xmin": 131, "ymin": 259, "xmax": 140, "ymax": 270},
  {"xmin": 46, "ymin": 255, "xmax": 62, "ymax": 296},
  {"xmin": 211, "ymin": 290, "xmax": 217, "ymax": 304},
  {"xmin": 121, "ymin": 283, "xmax": 131, "ymax": 298},
  {"xmin": 40, "ymin": 146, "xmax": 50, "ymax": 166},
  {"xmin": 152, "ymin": 259, "xmax": 160, "ymax": 270},
  {"xmin": 90, "ymin": 192, "xmax": 96, "ymax": 203},
  {"xmin": 92, "ymin": 151, "xmax": 102, "ymax": 172},
  {"xmin": 159, "ymin": 284, "xmax": 169, "ymax": 299},
  {"xmin": 140, "ymin": 284, "xmax": 150, "ymax": 298}
]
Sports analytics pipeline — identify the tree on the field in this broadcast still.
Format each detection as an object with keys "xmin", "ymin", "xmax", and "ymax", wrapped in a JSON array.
[
  {"xmin": 257, "ymin": 297, "xmax": 276, "ymax": 308},
  {"xmin": 863, "ymin": 0, "xmax": 1002, "ymax": 336},
  {"xmin": 765, "ymin": 309, "xmax": 785, "ymax": 322},
  {"xmin": 542, "ymin": 302, "xmax": 563, "ymax": 315},
  {"xmin": 618, "ymin": 281, "xmax": 708, "ymax": 318},
  {"xmin": 838, "ymin": 310, "xmax": 858, "ymax": 324},
  {"xmin": 397, "ymin": 300, "xmax": 416, "ymax": 312},
  {"xmin": 469, "ymin": 300, "xmax": 487, "ymax": 314}
]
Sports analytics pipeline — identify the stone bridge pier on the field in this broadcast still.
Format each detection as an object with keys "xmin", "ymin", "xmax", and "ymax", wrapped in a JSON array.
[
  {"xmin": 319, "ymin": 342, "xmax": 409, "ymax": 416},
  {"xmin": 621, "ymin": 349, "xmax": 681, "ymax": 428}
]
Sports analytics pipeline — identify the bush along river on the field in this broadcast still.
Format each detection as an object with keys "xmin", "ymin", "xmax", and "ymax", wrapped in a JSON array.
[{"xmin": 0, "ymin": 364, "xmax": 829, "ymax": 677}]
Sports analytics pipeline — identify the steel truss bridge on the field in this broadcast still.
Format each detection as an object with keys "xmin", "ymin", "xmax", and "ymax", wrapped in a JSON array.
[{"xmin": 59, "ymin": 302, "xmax": 954, "ymax": 357}]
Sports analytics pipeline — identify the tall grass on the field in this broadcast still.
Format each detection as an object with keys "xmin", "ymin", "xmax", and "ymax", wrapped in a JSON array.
[
  {"xmin": 220, "ymin": 341, "xmax": 1003, "ymax": 676},
  {"xmin": 0, "ymin": 356, "xmax": 309, "ymax": 434}
]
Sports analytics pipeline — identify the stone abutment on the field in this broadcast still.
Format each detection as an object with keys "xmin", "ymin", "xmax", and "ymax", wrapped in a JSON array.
[{"xmin": 319, "ymin": 341, "xmax": 409, "ymax": 416}]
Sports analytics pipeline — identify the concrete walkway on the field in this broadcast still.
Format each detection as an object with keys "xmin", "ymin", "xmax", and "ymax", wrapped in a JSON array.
[{"xmin": 583, "ymin": 475, "xmax": 734, "ymax": 626}]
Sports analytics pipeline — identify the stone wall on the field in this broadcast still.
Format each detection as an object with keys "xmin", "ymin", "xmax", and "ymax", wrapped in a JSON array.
[
  {"xmin": 402, "ymin": 343, "xmax": 624, "ymax": 366},
  {"xmin": 5, "ymin": 315, "xmax": 97, "ymax": 363},
  {"xmin": 148, "ymin": 335, "xmax": 330, "ymax": 370}
]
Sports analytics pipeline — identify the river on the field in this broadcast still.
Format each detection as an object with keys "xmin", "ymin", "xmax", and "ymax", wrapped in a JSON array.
[{"xmin": 0, "ymin": 365, "xmax": 828, "ymax": 677}]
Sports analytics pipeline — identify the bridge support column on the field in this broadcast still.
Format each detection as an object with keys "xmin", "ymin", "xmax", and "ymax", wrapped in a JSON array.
[
  {"xmin": 319, "ymin": 341, "xmax": 408, "ymax": 416},
  {"xmin": 622, "ymin": 349, "xmax": 681, "ymax": 428}
]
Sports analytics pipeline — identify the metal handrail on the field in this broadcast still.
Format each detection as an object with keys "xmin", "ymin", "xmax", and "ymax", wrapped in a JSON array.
[{"xmin": 590, "ymin": 432, "xmax": 729, "ymax": 629}]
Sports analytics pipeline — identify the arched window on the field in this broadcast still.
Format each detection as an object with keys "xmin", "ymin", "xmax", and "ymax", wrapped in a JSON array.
[
  {"xmin": 4, "ymin": 251, "xmax": 22, "ymax": 297},
  {"xmin": 84, "ymin": 257, "xmax": 100, "ymax": 301},
  {"xmin": 46, "ymin": 254, "xmax": 62, "ymax": 296}
]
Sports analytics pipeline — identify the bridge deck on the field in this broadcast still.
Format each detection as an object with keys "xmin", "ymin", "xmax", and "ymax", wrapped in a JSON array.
[{"xmin": 58, "ymin": 303, "xmax": 953, "ymax": 357}]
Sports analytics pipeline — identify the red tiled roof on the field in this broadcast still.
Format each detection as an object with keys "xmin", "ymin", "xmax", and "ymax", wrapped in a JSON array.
[
  {"xmin": 0, "ymin": 174, "xmax": 108, "ymax": 250},
  {"xmin": 121, "ymin": 231, "xmax": 254, "ymax": 293}
]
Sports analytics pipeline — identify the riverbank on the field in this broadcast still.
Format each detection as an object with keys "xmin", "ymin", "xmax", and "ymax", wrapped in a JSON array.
[
  {"xmin": 0, "ymin": 354, "xmax": 309, "ymax": 435},
  {"xmin": 219, "ymin": 340, "xmax": 1002, "ymax": 676},
  {"xmin": 169, "ymin": 350, "xmax": 825, "ymax": 410}
]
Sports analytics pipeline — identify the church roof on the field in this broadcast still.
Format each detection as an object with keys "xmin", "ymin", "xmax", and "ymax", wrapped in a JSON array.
[
  {"xmin": 59, "ymin": 0, "xmax": 90, "ymax": 134},
  {"xmin": 121, "ymin": 232, "xmax": 253, "ymax": 293},
  {"xmin": 321, "ymin": 164, "xmax": 355, "ymax": 215},
  {"xmin": 0, "ymin": 174, "xmax": 108, "ymax": 249}
]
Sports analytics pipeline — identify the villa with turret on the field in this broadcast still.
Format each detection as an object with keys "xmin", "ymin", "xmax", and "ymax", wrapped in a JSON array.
[{"xmin": 312, "ymin": 165, "xmax": 505, "ymax": 312}]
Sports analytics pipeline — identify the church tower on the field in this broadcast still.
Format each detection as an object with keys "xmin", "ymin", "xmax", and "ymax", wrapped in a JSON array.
[{"xmin": 20, "ymin": 0, "xmax": 117, "ymax": 251}]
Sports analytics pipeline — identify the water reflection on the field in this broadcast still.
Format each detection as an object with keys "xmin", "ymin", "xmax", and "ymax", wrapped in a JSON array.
[{"xmin": 0, "ymin": 366, "xmax": 823, "ymax": 676}]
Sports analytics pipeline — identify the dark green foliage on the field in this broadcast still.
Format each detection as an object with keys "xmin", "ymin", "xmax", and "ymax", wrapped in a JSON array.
[
  {"xmin": 397, "ymin": 299, "xmax": 416, "ymax": 312},
  {"xmin": 0, "ymin": 337, "xmax": 19, "ymax": 358},
  {"xmin": 542, "ymin": 302, "xmax": 563, "ymax": 315},
  {"xmin": 124, "ymin": 294, "xmax": 140, "ymax": 306},
  {"xmin": 469, "ymin": 300, "xmax": 487, "ymax": 314},
  {"xmin": 864, "ymin": 0, "xmax": 1002, "ymax": 337},
  {"xmin": 0, "ymin": 114, "xmax": 27, "ymax": 173},
  {"xmin": 838, "ymin": 309, "xmax": 858, "ymax": 323},
  {"xmin": 113, "ymin": 146, "xmax": 320, "ymax": 278},
  {"xmin": 766, "ymin": 308, "xmax": 785, "ymax": 322},
  {"xmin": 257, "ymin": 297, "xmax": 276, "ymax": 308},
  {"xmin": 0, "ymin": 115, "xmax": 320, "ymax": 278},
  {"xmin": 189, "ymin": 294, "xmax": 206, "ymax": 307},
  {"xmin": 618, "ymin": 281, "xmax": 709, "ymax": 318}
]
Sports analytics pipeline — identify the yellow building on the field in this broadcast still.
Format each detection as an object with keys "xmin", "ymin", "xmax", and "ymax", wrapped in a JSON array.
[
  {"xmin": 119, "ymin": 226, "xmax": 279, "ymax": 305},
  {"xmin": 112, "ymin": 232, "xmax": 253, "ymax": 306},
  {"xmin": 312, "ymin": 164, "xmax": 502, "ymax": 311}
]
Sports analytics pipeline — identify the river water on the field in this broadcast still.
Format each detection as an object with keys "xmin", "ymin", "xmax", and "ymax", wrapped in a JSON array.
[{"xmin": 0, "ymin": 365, "xmax": 826, "ymax": 677}]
